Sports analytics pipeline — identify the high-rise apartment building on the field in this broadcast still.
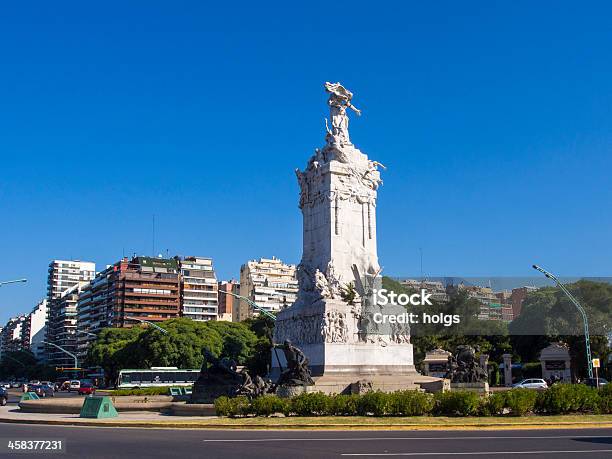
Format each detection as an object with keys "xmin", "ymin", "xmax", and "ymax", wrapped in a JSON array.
[
  {"xmin": 179, "ymin": 257, "xmax": 218, "ymax": 321},
  {"xmin": 0, "ymin": 316, "xmax": 27, "ymax": 358},
  {"xmin": 47, "ymin": 260, "xmax": 96, "ymax": 300},
  {"xmin": 237, "ymin": 257, "xmax": 298, "ymax": 321},
  {"xmin": 47, "ymin": 282, "xmax": 87, "ymax": 367},
  {"xmin": 21, "ymin": 299, "xmax": 48, "ymax": 361},
  {"xmin": 76, "ymin": 256, "xmax": 181, "ymax": 360}
]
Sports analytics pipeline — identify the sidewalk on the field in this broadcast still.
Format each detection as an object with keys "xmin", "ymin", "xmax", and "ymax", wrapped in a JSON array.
[{"xmin": 1, "ymin": 406, "xmax": 611, "ymax": 430}]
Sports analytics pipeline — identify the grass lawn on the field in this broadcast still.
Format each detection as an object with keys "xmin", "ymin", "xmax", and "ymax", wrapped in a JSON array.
[{"xmin": 144, "ymin": 414, "xmax": 612, "ymax": 429}]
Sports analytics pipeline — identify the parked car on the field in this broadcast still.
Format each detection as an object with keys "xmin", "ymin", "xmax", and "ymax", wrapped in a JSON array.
[
  {"xmin": 584, "ymin": 377, "xmax": 608, "ymax": 388},
  {"xmin": 78, "ymin": 382, "xmax": 96, "ymax": 396},
  {"xmin": 512, "ymin": 378, "xmax": 548, "ymax": 389},
  {"xmin": 0, "ymin": 382, "xmax": 10, "ymax": 389},
  {"xmin": 0, "ymin": 387, "xmax": 7, "ymax": 406},
  {"xmin": 68, "ymin": 380, "xmax": 81, "ymax": 392}
]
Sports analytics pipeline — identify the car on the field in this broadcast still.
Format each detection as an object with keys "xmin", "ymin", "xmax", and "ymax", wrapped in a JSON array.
[
  {"xmin": 78, "ymin": 382, "xmax": 96, "ymax": 396},
  {"xmin": 584, "ymin": 377, "xmax": 608, "ymax": 388},
  {"xmin": 30, "ymin": 384, "xmax": 54, "ymax": 398},
  {"xmin": 0, "ymin": 387, "xmax": 7, "ymax": 406},
  {"xmin": 68, "ymin": 380, "xmax": 81, "ymax": 392},
  {"xmin": 512, "ymin": 378, "xmax": 548, "ymax": 389},
  {"xmin": 41, "ymin": 381, "xmax": 56, "ymax": 391},
  {"xmin": 0, "ymin": 382, "xmax": 10, "ymax": 389},
  {"xmin": 10, "ymin": 381, "xmax": 21, "ymax": 389}
]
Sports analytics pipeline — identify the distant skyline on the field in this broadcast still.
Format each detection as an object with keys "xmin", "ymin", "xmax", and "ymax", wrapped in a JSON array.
[{"xmin": 2, "ymin": 2, "xmax": 612, "ymax": 322}]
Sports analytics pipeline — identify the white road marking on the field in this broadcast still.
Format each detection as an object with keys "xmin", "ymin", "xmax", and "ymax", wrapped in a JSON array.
[
  {"xmin": 202, "ymin": 435, "xmax": 611, "ymax": 442},
  {"xmin": 341, "ymin": 450, "xmax": 612, "ymax": 456}
]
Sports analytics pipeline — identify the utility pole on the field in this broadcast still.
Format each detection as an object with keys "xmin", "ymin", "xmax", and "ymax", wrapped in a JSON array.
[{"xmin": 532, "ymin": 264, "xmax": 593, "ymax": 379}]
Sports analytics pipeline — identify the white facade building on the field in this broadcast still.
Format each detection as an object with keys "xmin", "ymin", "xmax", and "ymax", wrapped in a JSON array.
[
  {"xmin": 47, "ymin": 260, "xmax": 96, "ymax": 300},
  {"xmin": 238, "ymin": 257, "xmax": 298, "ymax": 321},
  {"xmin": 180, "ymin": 257, "xmax": 218, "ymax": 321},
  {"xmin": 28, "ymin": 299, "xmax": 48, "ymax": 361}
]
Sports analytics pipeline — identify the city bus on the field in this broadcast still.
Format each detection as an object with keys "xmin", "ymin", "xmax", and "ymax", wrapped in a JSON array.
[{"xmin": 117, "ymin": 367, "xmax": 200, "ymax": 389}]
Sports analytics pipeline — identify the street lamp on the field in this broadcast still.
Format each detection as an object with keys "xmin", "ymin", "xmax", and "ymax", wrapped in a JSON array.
[
  {"xmin": 43, "ymin": 341, "xmax": 78, "ymax": 370},
  {"xmin": 0, "ymin": 278, "xmax": 27, "ymax": 287},
  {"xmin": 218, "ymin": 290, "xmax": 277, "ymax": 321},
  {"xmin": 124, "ymin": 317, "xmax": 169, "ymax": 334},
  {"xmin": 77, "ymin": 331, "xmax": 98, "ymax": 338},
  {"xmin": 532, "ymin": 264, "xmax": 593, "ymax": 379}
]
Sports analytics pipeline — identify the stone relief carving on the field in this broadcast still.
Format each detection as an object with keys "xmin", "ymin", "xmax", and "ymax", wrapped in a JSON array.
[
  {"xmin": 321, "ymin": 310, "xmax": 349, "ymax": 343},
  {"xmin": 274, "ymin": 315, "xmax": 324, "ymax": 345}
]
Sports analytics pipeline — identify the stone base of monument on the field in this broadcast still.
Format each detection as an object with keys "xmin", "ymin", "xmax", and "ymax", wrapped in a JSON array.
[
  {"xmin": 450, "ymin": 382, "xmax": 489, "ymax": 395},
  {"xmin": 189, "ymin": 384, "xmax": 240, "ymax": 404},
  {"xmin": 273, "ymin": 299, "xmax": 446, "ymax": 394},
  {"xmin": 275, "ymin": 375, "xmax": 447, "ymax": 396}
]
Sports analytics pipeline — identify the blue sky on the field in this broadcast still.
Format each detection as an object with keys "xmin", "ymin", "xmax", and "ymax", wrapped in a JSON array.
[{"xmin": 1, "ymin": 1, "xmax": 611, "ymax": 322}]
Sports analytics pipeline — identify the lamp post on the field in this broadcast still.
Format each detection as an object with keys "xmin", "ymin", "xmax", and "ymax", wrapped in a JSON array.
[
  {"xmin": 218, "ymin": 290, "xmax": 277, "ymax": 321},
  {"xmin": 124, "ymin": 317, "xmax": 169, "ymax": 334},
  {"xmin": 532, "ymin": 264, "xmax": 593, "ymax": 379},
  {"xmin": 43, "ymin": 341, "xmax": 78, "ymax": 370},
  {"xmin": 0, "ymin": 278, "xmax": 27, "ymax": 287}
]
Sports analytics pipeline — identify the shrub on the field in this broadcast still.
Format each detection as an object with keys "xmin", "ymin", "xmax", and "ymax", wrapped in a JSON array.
[
  {"xmin": 110, "ymin": 387, "xmax": 172, "ymax": 396},
  {"xmin": 328, "ymin": 394, "xmax": 360, "ymax": 416},
  {"xmin": 504, "ymin": 389, "xmax": 537, "ymax": 416},
  {"xmin": 536, "ymin": 384, "xmax": 600, "ymax": 414},
  {"xmin": 290, "ymin": 392, "xmax": 331, "ymax": 416},
  {"xmin": 599, "ymin": 384, "xmax": 612, "ymax": 414},
  {"xmin": 252, "ymin": 395, "xmax": 289, "ymax": 416},
  {"xmin": 387, "ymin": 390, "xmax": 434, "ymax": 416},
  {"xmin": 357, "ymin": 391, "xmax": 390, "ymax": 416},
  {"xmin": 214, "ymin": 395, "xmax": 251, "ymax": 417},
  {"xmin": 434, "ymin": 391, "xmax": 480, "ymax": 416},
  {"xmin": 481, "ymin": 392, "xmax": 506, "ymax": 416}
]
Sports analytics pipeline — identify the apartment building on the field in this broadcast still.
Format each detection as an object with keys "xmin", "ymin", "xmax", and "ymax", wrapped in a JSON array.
[
  {"xmin": 400, "ymin": 279, "xmax": 449, "ymax": 303},
  {"xmin": 237, "ymin": 257, "xmax": 298, "ymax": 321},
  {"xmin": 46, "ymin": 282, "xmax": 87, "ymax": 368},
  {"xmin": 179, "ymin": 257, "xmax": 218, "ymax": 321},
  {"xmin": 0, "ymin": 315, "xmax": 27, "ymax": 358},
  {"xmin": 20, "ymin": 299, "xmax": 48, "ymax": 361},
  {"xmin": 47, "ymin": 260, "xmax": 95, "ymax": 300},
  {"xmin": 218, "ymin": 280, "xmax": 239, "ymax": 321},
  {"xmin": 76, "ymin": 256, "xmax": 181, "ymax": 360}
]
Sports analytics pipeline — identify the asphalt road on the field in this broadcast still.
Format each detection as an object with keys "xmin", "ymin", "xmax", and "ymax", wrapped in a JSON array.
[
  {"xmin": 5, "ymin": 388, "xmax": 80, "ymax": 405},
  {"xmin": 0, "ymin": 425, "xmax": 610, "ymax": 458}
]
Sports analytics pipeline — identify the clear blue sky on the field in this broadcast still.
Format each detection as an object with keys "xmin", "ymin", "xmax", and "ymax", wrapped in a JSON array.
[{"xmin": 1, "ymin": 1, "xmax": 611, "ymax": 322}]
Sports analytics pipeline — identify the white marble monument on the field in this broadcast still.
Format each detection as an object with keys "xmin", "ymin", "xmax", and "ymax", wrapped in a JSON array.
[{"xmin": 272, "ymin": 82, "xmax": 440, "ymax": 393}]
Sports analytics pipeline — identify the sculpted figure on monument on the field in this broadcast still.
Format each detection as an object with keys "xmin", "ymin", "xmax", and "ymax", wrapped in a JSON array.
[
  {"xmin": 274, "ymin": 340, "xmax": 314, "ymax": 386},
  {"xmin": 325, "ymin": 81, "xmax": 361, "ymax": 147},
  {"xmin": 446, "ymin": 345, "xmax": 488, "ymax": 383}
]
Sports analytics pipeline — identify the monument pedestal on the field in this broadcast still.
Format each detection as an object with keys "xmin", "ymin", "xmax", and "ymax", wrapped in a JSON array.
[{"xmin": 273, "ymin": 299, "xmax": 443, "ymax": 394}]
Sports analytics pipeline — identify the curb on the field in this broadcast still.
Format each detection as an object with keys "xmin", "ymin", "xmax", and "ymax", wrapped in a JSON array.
[{"xmin": 1, "ymin": 417, "xmax": 611, "ymax": 430}]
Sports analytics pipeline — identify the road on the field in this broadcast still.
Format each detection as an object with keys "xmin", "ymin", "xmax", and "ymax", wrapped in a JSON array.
[
  {"xmin": 5, "ymin": 388, "xmax": 80, "ymax": 405},
  {"xmin": 0, "ymin": 425, "xmax": 609, "ymax": 458}
]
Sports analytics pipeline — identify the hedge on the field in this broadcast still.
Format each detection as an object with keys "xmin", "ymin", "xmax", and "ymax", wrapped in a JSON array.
[
  {"xmin": 109, "ymin": 387, "xmax": 174, "ymax": 396},
  {"xmin": 214, "ymin": 385, "xmax": 612, "ymax": 418}
]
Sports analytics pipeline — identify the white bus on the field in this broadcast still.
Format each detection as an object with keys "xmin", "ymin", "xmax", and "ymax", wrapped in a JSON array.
[{"xmin": 117, "ymin": 367, "xmax": 200, "ymax": 389}]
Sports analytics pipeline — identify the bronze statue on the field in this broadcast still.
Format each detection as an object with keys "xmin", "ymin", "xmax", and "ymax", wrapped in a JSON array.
[
  {"xmin": 273, "ymin": 339, "xmax": 314, "ymax": 386},
  {"xmin": 446, "ymin": 345, "xmax": 488, "ymax": 383}
]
